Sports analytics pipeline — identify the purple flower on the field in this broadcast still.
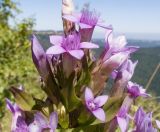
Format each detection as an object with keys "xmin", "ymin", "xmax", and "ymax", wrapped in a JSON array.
[
  {"xmin": 6, "ymin": 99, "xmax": 22, "ymax": 131},
  {"xmin": 28, "ymin": 112, "xmax": 58, "ymax": 132},
  {"xmin": 6, "ymin": 99, "xmax": 58, "ymax": 132},
  {"xmin": 111, "ymin": 59, "xmax": 138, "ymax": 81},
  {"xmin": 104, "ymin": 30, "xmax": 139, "ymax": 56},
  {"xmin": 116, "ymin": 106, "xmax": 130, "ymax": 132},
  {"xmin": 100, "ymin": 31, "xmax": 139, "ymax": 75},
  {"xmin": 63, "ymin": 6, "xmax": 110, "ymax": 29},
  {"xmin": 134, "ymin": 107, "xmax": 157, "ymax": 132},
  {"xmin": 46, "ymin": 33, "xmax": 99, "ymax": 60},
  {"xmin": 85, "ymin": 87, "xmax": 108, "ymax": 122},
  {"xmin": 127, "ymin": 81, "xmax": 150, "ymax": 98}
]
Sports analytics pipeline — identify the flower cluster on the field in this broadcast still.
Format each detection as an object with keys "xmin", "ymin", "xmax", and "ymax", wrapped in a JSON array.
[{"xmin": 6, "ymin": 0, "xmax": 160, "ymax": 132}]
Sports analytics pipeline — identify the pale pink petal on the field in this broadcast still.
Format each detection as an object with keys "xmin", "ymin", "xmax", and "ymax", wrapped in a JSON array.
[
  {"xmin": 79, "ymin": 23, "xmax": 92, "ymax": 29},
  {"xmin": 85, "ymin": 87, "xmax": 94, "ymax": 102},
  {"xmin": 115, "ymin": 35, "xmax": 127, "ymax": 49},
  {"xmin": 156, "ymin": 120, "xmax": 160, "ymax": 129},
  {"xmin": 92, "ymin": 108, "xmax": 106, "ymax": 122},
  {"xmin": 103, "ymin": 52, "xmax": 129, "ymax": 70},
  {"xmin": 80, "ymin": 42, "xmax": 99, "ymax": 49},
  {"xmin": 105, "ymin": 30, "xmax": 113, "ymax": 50},
  {"xmin": 50, "ymin": 35, "xmax": 63, "ymax": 45},
  {"xmin": 68, "ymin": 49, "xmax": 84, "ymax": 60},
  {"xmin": 63, "ymin": 15, "xmax": 79, "ymax": 23},
  {"xmin": 94, "ymin": 95, "xmax": 108, "ymax": 107},
  {"xmin": 46, "ymin": 46, "xmax": 66, "ymax": 55},
  {"xmin": 28, "ymin": 123, "xmax": 42, "ymax": 132},
  {"xmin": 49, "ymin": 112, "xmax": 58, "ymax": 131},
  {"xmin": 117, "ymin": 117, "xmax": 127, "ymax": 132}
]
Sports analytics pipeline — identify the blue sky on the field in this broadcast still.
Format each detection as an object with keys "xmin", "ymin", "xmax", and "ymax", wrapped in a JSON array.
[{"xmin": 14, "ymin": 0, "xmax": 160, "ymax": 39}]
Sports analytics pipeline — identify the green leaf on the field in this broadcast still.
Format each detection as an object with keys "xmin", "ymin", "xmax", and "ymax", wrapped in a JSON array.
[
  {"xmin": 61, "ymin": 71, "xmax": 81, "ymax": 112},
  {"xmin": 56, "ymin": 123, "xmax": 105, "ymax": 132},
  {"xmin": 10, "ymin": 87, "xmax": 35, "ymax": 111},
  {"xmin": 78, "ymin": 106, "xmax": 95, "ymax": 125},
  {"xmin": 103, "ymin": 96, "xmax": 124, "ymax": 122}
]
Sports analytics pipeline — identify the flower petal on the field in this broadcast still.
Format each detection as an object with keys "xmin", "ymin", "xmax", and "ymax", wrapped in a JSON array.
[
  {"xmin": 80, "ymin": 42, "xmax": 99, "ymax": 49},
  {"xmin": 94, "ymin": 95, "xmax": 108, "ymax": 107},
  {"xmin": 6, "ymin": 99, "xmax": 15, "ymax": 113},
  {"xmin": 122, "ymin": 46, "xmax": 139, "ymax": 53},
  {"xmin": 63, "ymin": 15, "xmax": 80, "ymax": 23},
  {"xmin": 49, "ymin": 112, "xmax": 58, "ymax": 131},
  {"xmin": 68, "ymin": 49, "xmax": 84, "ymax": 60},
  {"xmin": 103, "ymin": 52, "xmax": 129, "ymax": 70},
  {"xmin": 50, "ymin": 35, "xmax": 63, "ymax": 45},
  {"xmin": 115, "ymin": 35, "xmax": 127, "ymax": 49},
  {"xmin": 111, "ymin": 70, "xmax": 118, "ymax": 79},
  {"xmin": 28, "ymin": 122, "xmax": 42, "ymax": 132},
  {"xmin": 46, "ymin": 46, "xmax": 66, "ymax": 55},
  {"xmin": 79, "ymin": 23, "xmax": 92, "ymax": 29},
  {"xmin": 97, "ymin": 23, "xmax": 113, "ymax": 30},
  {"xmin": 85, "ymin": 87, "xmax": 94, "ymax": 102},
  {"xmin": 117, "ymin": 117, "xmax": 127, "ymax": 132},
  {"xmin": 34, "ymin": 112, "xmax": 48, "ymax": 128},
  {"xmin": 156, "ymin": 120, "xmax": 160, "ymax": 129},
  {"xmin": 92, "ymin": 108, "xmax": 106, "ymax": 122}
]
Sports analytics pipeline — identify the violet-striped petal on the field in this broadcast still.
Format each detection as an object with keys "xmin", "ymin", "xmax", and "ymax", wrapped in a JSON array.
[
  {"xmin": 50, "ymin": 35, "xmax": 63, "ymax": 45},
  {"xmin": 92, "ymin": 108, "xmax": 106, "ymax": 122},
  {"xmin": 63, "ymin": 15, "xmax": 80, "ymax": 23},
  {"xmin": 117, "ymin": 117, "xmax": 127, "ymax": 132},
  {"xmin": 94, "ymin": 95, "xmax": 108, "ymax": 107},
  {"xmin": 68, "ymin": 49, "xmax": 84, "ymax": 60},
  {"xmin": 16, "ymin": 116, "xmax": 28, "ymax": 132},
  {"xmin": 80, "ymin": 42, "xmax": 99, "ymax": 49},
  {"xmin": 46, "ymin": 45, "xmax": 66, "ymax": 55},
  {"xmin": 49, "ymin": 112, "xmax": 58, "ymax": 131},
  {"xmin": 85, "ymin": 87, "xmax": 94, "ymax": 102}
]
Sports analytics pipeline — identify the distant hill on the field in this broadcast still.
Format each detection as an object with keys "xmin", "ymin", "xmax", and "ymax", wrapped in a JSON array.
[{"xmin": 35, "ymin": 32, "xmax": 160, "ymax": 96}]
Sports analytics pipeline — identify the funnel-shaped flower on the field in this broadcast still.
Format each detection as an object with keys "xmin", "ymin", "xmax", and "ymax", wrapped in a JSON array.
[
  {"xmin": 63, "ymin": 6, "xmax": 110, "ymax": 29},
  {"xmin": 85, "ymin": 87, "xmax": 108, "ymax": 122},
  {"xmin": 100, "ymin": 31, "xmax": 139, "ymax": 76},
  {"xmin": 134, "ymin": 107, "xmax": 157, "ymax": 132},
  {"xmin": 127, "ymin": 81, "xmax": 150, "ymax": 98},
  {"xmin": 46, "ymin": 33, "xmax": 99, "ymax": 59},
  {"xmin": 104, "ymin": 30, "xmax": 139, "ymax": 55}
]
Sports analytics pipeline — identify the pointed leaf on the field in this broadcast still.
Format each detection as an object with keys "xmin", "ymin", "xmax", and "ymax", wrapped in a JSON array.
[{"xmin": 10, "ymin": 87, "xmax": 35, "ymax": 111}]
